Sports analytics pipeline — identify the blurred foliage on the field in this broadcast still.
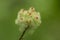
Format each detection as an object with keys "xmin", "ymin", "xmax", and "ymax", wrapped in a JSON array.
[{"xmin": 0, "ymin": 0, "xmax": 60, "ymax": 40}]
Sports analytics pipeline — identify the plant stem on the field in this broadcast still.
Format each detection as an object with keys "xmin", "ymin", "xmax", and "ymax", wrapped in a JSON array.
[{"xmin": 19, "ymin": 25, "xmax": 29, "ymax": 40}]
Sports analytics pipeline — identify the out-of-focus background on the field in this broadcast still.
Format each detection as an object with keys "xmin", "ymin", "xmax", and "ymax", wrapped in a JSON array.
[{"xmin": 0, "ymin": 0, "xmax": 60, "ymax": 40}]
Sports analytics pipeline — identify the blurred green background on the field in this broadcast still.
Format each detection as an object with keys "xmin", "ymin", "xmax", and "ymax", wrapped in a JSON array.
[{"xmin": 0, "ymin": 0, "xmax": 60, "ymax": 40}]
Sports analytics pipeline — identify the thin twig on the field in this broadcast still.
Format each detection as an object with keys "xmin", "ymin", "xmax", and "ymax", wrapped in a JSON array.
[{"xmin": 19, "ymin": 25, "xmax": 29, "ymax": 40}]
